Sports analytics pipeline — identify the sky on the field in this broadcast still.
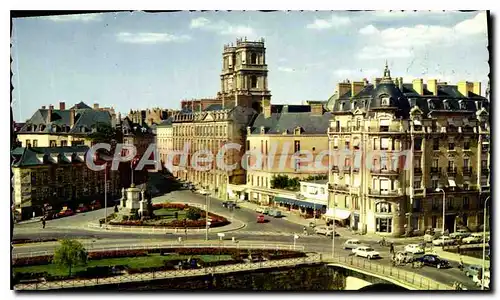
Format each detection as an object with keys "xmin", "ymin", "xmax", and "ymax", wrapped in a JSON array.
[{"xmin": 11, "ymin": 10, "xmax": 489, "ymax": 122}]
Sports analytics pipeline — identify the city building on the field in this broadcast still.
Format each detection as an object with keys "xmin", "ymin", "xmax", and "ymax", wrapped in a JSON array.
[
  {"xmin": 243, "ymin": 101, "xmax": 330, "ymax": 207},
  {"xmin": 181, "ymin": 99, "xmax": 222, "ymax": 112},
  {"xmin": 120, "ymin": 116, "xmax": 155, "ymax": 157},
  {"xmin": 170, "ymin": 38, "xmax": 272, "ymax": 199},
  {"xmin": 325, "ymin": 63, "xmax": 490, "ymax": 237},
  {"xmin": 273, "ymin": 179, "xmax": 329, "ymax": 219},
  {"xmin": 11, "ymin": 146, "xmax": 121, "ymax": 220},
  {"xmin": 156, "ymin": 117, "xmax": 173, "ymax": 169},
  {"xmin": 128, "ymin": 108, "xmax": 176, "ymax": 127},
  {"xmin": 17, "ymin": 102, "xmax": 116, "ymax": 148}
]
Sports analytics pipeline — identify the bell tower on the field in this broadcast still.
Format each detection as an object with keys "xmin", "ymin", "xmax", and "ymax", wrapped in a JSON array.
[{"xmin": 218, "ymin": 37, "xmax": 271, "ymax": 112}]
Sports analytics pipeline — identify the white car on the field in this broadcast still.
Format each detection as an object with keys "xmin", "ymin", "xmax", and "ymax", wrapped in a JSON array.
[
  {"xmin": 343, "ymin": 239, "xmax": 362, "ymax": 250},
  {"xmin": 450, "ymin": 229, "xmax": 471, "ymax": 239},
  {"xmin": 314, "ymin": 226, "xmax": 336, "ymax": 236},
  {"xmin": 462, "ymin": 233, "xmax": 484, "ymax": 244},
  {"xmin": 404, "ymin": 244, "xmax": 425, "ymax": 254},
  {"xmin": 352, "ymin": 246, "xmax": 380, "ymax": 259},
  {"xmin": 432, "ymin": 236, "xmax": 455, "ymax": 246}
]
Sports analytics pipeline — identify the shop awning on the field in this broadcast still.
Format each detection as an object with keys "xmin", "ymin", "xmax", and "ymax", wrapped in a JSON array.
[
  {"xmin": 324, "ymin": 208, "xmax": 351, "ymax": 220},
  {"xmin": 273, "ymin": 196, "xmax": 325, "ymax": 209}
]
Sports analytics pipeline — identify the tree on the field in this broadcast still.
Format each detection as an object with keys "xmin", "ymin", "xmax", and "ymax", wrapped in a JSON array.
[
  {"xmin": 86, "ymin": 122, "xmax": 122, "ymax": 145},
  {"xmin": 186, "ymin": 207, "xmax": 202, "ymax": 220},
  {"xmin": 53, "ymin": 239, "xmax": 88, "ymax": 277}
]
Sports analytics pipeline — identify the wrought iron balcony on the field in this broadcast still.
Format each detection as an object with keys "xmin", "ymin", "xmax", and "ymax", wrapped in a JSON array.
[
  {"xmin": 342, "ymin": 166, "xmax": 351, "ymax": 173},
  {"xmin": 481, "ymin": 168, "xmax": 490, "ymax": 175},
  {"xmin": 462, "ymin": 167, "xmax": 473, "ymax": 176},
  {"xmin": 331, "ymin": 166, "xmax": 339, "ymax": 173},
  {"xmin": 447, "ymin": 167, "xmax": 457, "ymax": 175},
  {"xmin": 430, "ymin": 167, "xmax": 441, "ymax": 174},
  {"xmin": 330, "ymin": 184, "xmax": 349, "ymax": 191},
  {"xmin": 414, "ymin": 167, "xmax": 422, "ymax": 174},
  {"xmin": 371, "ymin": 168, "xmax": 399, "ymax": 175},
  {"xmin": 368, "ymin": 188, "xmax": 401, "ymax": 197}
]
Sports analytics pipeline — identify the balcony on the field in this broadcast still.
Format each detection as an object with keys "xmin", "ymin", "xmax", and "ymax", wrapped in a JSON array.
[
  {"xmin": 371, "ymin": 168, "xmax": 399, "ymax": 175},
  {"xmin": 368, "ymin": 188, "xmax": 401, "ymax": 197},
  {"xmin": 353, "ymin": 167, "xmax": 360, "ymax": 173},
  {"xmin": 430, "ymin": 167, "xmax": 441, "ymax": 174},
  {"xmin": 330, "ymin": 184, "xmax": 350, "ymax": 191},
  {"xmin": 331, "ymin": 166, "xmax": 339, "ymax": 173},
  {"xmin": 446, "ymin": 167, "xmax": 457, "ymax": 175},
  {"xmin": 481, "ymin": 168, "xmax": 490, "ymax": 175},
  {"xmin": 481, "ymin": 145, "xmax": 489, "ymax": 152},
  {"xmin": 328, "ymin": 127, "xmax": 349, "ymax": 133},
  {"xmin": 462, "ymin": 167, "xmax": 472, "ymax": 176},
  {"xmin": 342, "ymin": 167, "xmax": 351, "ymax": 173},
  {"xmin": 414, "ymin": 167, "xmax": 422, "ymax": 175},
  {"xmin": 413, "ymin": 188, "xmax": 424, "ymax": 195}
]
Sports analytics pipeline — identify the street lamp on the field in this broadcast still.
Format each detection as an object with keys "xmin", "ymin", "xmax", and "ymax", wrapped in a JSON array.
[
  {"xmin": 203, "ymin": 191, "xmax": 210, "ymax": 241},
  {"xmin": 332, "ymin": 200, "xmax": 336, "ymax": 259},
  {"xmin": 482, "ymin": 196, "xmax": 490, "ymax": 290}
]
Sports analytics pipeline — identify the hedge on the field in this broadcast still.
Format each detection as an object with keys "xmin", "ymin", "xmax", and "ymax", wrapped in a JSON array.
[
  {"xmin": 12, "ymin": 255, "xmax": 53, "ymax": 267},
  {"xmin": 12, "ymin": 238, "xmax": 58, "ymax": 245},
  {"xmin": 87, "ymin": 250, "xmax": 148, "ymax": 260}
]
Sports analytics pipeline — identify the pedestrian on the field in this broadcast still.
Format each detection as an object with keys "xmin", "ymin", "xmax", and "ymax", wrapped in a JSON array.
[
  {"xmin": 303, "ymin": 226, "xmax": 307, "ymax": 235},
  {"xmin": 42, "ymin": 218, "xmax": 46, "ymax": 229}
]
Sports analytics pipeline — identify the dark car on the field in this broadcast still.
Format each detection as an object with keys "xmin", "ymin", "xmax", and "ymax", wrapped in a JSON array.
[{"xmin": 414, "ymin": 254, "xmax": 450, "ymax": 269}]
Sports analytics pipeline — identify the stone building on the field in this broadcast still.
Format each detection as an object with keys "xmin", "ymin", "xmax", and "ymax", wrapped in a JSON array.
[
  {"xmin": 128, "ymin": 108, "xmax": 176, "ymax": 127},
  {"xmin": 181, "ymin": 99, "xmax": 222, "ymax": 112},
  {"xmin": 156, "ymin": 117, "xmax": 173, "ymax": 170},
  {"xmin": 170, "ymin": 38, "xmax": 271, "ymax": 198},
  {"xmin": 11, "ymin": 146, "xmax": 121, "ymax": 220},
  {"xmin": 17, "ymin": 102, "xmax": 116, "ymax": 148},
  {"xmin": 325, "ymin": 63, "xmax": 490, "ymax": 237},
  {"xmin": 244, "ymin": 101, "xmax": 330, "ymax": 207},
  {"xmin": 120, "ymin": 116, "xmax": 155, "ymax": 157}
]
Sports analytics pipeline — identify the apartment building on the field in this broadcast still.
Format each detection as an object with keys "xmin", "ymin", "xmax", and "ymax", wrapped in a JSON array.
[{"xmin": 325, "ymin": 64, "xmax": 490, "ymax": 237}]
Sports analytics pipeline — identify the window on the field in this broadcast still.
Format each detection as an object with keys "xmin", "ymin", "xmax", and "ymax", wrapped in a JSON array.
[
  {"xmin": 26, "ymin": 139, "xmax": 31, "ymax": 147},
  {"xmin": 448, "ymin": 142, "xmax": 455, "ymax": 151},
  {"xmin": 376, "ymin": 218, "xmax": 392, "ymax": 233},
  {"xmin": 294, "ymin": 141, "xmax": 300, "ymax": 153},
  {"xmin": 320, "ymin": 187, "xmax": 325, "ymax": 195},
  {"xmin": 373, "ymin": 158, "xmax": 379, "ymax": 169},
  {"xmin": 260, "ymin": 140, "xmax": 264, "ymax": 154},
  {"xmin": 463, "ymin": 158, "xmax": 469, "ymax": 168},
  {"xmin": 433, "ymin": 139, "xmax": 440, "ymax": 150},
  {"xmin": 246, "ymin": 140, "xmax": 250, "ymax": 151},
  {"xmin": 414, "ymin": 158, "xmax": 421, "ymax": 168},
  {"xmin": 373, "ymin": 138, "xmax": 379, "ymax": 150},
  {"xmin": 344, "ymin": 158, "xmax": 351, "ymax": 168},
  {"xmin": 431, "ymin": 179, "xmax": 439, "ymax": 189},
  {"xmin": 50, "ymin": 140, "xmax": 57, "ymax": 147},
  {"xmin": 61, "ymin": 140, "xmax": 67, "ymax": 147},
  {"xmin": 464, "ymin": 140, "xmax": 470, "ymax": 150},
  {"xmin": 381, "ymin": 97, "xmax": 390, "ymax": 106},
  {"xmin": 32, "ymin": 140, "xmax": 38, "ymax": 147},
  {"xmin": 333, "ymin": 137, "xmax": 338, "ymax": 149},
  {"xmin": 250, "ymin": 76, "xmax": 258, "ymax": 88},
  {"xmin": 414, "ymin": 179, "xmax": 421, "ymax": 189},
  {"xmin": 265, "ymin": 140, "xmax": 268, "ymax": 155},
  {"xmin": 432, "ymin": 216, "xmax": 437, "ymax": 228},
  {"xmin": 432, "ymin": 158, "xmax": 439, "ymax": 168},
  {"xmin": 375, "ymin": 202, "xmax": 391, "ymax": 213},
  {"xmin": 481, "ymin": 160, "xmax": 488, "ymax": 168},
  {"xmin": 381, "ymin": 157, "xmax": 388, "ymax": 170},
  {"xmin": 448, "ymin": 160, "xmax": 455, "ymax": 169},
  {"xmin": 345, "ymin": 196, "xmax": 350, "ymax": 208},
  {"xmin": 414, "ymin": 138, "xmax": 422, "ymax": 151},
  {"xmin": 463, "ymin": 182, "xmax": 469, "ymax": 190},
  {"xmin": 353, "ymin": 138, "xmax": 360, "ymax": 150},
  {"xmin": 381, "ymin": 138, "xmax": 390, "ymax": 150},
  {"xmin": 345, "ymin": 141, "xmax": 350, "ymax": 150},
  {"xmin": 251, "ymin": 53, "xmax": 257, "ymax": 64},
  {"xmin": 463, "ymin": 197, "xmax": 470, "ymax": 208}
]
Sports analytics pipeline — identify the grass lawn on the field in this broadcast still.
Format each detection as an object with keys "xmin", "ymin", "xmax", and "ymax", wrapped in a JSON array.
[
  {"xmin": 14, "ymin": 254, "xmax": 234, "ymax": 277},
  {"xmin": 153, "ymin": 208, "xmax": 187, "ymax": 219}
]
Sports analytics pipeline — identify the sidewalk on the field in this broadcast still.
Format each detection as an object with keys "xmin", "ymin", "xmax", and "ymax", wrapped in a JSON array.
[
  {"xmin": 427, "ymin": 247, "xmax": 490, "ymax": 267},
  {"xmin": 15, "ymin": 216, "xmax": 43, "ymax": 225}
]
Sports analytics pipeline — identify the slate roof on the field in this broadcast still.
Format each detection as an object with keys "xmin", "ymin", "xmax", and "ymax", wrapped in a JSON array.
[
  {"xmin": 121, "ymin": 117, "xmax": 153, "ymax": 135},
  {"xmin": 250, "ymin": 105, "xmax": 331, "ymax": 134},
  {"xmin": 11, "ymin": 146, "xmax": 89, "ymax": 167},
  {"xmin": 157, "ymin": 117, "xmax": 173, "ymax": 127},
  {"xmin": 19, "ymin": 102, "xmax": 112, "ymax": 134},
  {"xmin": 204, "ymin": 104, "xmax": 224, "ymax": 111}
]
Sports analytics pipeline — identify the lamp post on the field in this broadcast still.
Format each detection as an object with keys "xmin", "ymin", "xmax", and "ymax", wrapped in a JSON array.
[
  {"xmin": 436, "ymin": 188, "xmax": 446, "ymax": 235},
  {"xmin": 332, "ymin": 200, "xmax": 336, "ymax": 259},
  {"xmin": 204, "ymin": 191, "xmax": 210, "ymax": 241},
  {"xmin": 481, "ymin": 196, "xmax": 490, "ymax": 290},
  {"xmin": 130, "ymin": 159, "xmax": 134, "ymax": 186},
  {"xmin": 104, "ymin": 167, "xmax": 108, "ymax": 228}
]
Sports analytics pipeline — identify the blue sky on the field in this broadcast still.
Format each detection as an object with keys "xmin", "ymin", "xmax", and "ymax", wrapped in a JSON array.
[{"xmin": 11, "ymin": 11, "xmax": 489, "ymax": 121}]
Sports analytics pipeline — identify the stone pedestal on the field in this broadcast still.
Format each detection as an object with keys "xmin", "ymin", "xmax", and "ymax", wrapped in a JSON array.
[{"xmin": 126, "ymin": 186, "xmax": 141, "ymax": 210}]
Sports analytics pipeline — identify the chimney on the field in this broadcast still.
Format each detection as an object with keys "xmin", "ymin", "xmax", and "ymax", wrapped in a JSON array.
[
  {"xmin": 473, "ymin": 82, "xmax": 482, "ymax": 96},
  {"xmin": 48, "ymin": 105, "xmax": 53, "ymax": 122},
  {"xmin": 412, "ymin": 79, "xmax": 423, "ymax": 95},
  {"xmin": 351, "ymin": 81, "xmax": 364, "ymax": 97},
  {"xmin": 310, "ymin": 103, "xmax": 324, "ymax": 115},
  {"xmin": 59, "ymin": 102, "xmax": 66, "ymax": 110},
  {"xmin": 70, "ymin": 108, "xmax": 75, "ymax": 127},
  {"xmin": 41, "ymin": 105, "xmax": 46, "ymax": 109},
  {"xmin": 93, "ymin": 103, "xmax": 99, "ymax": 110},
  {"xmin": 363, "ymin": 78, "xmax": 369, "ymax": 86},
  {"xmin": 337, "ymin": 82, "xmax": 351, "ymax": 97},
  {"xmin": 263, "ymin": 99, "xmax": 271, "ymax": 118},
  {"xmin": 427, "ymin": 79, "xmax": 438, "ymax": 96},
  {"xmin": 458, "ymin": 81, "xmax": 473, "ymax": 97}
]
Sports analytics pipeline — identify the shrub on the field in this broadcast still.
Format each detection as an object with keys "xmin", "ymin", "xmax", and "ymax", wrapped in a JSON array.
[
  {"xmin": 121, "ymin": 215, "xmax": 129, "ymax": 221},
  {"xmin": 152, "ymin": 203, "xmax": 188, "ymax": 210},
  {"xmin": 186, "ymin": 207, "xmax": 202, "ymax": 220},
  {"xmin": 87, "ymin": 250, "xmax": 148, "ymax": 260},
  {"xmin": 13, "ymin": 271, "xmax": 49, "ymax": 283},
  {"xmin": 12, "ymin": 255, "xmax": 53, "ymax": 267}
]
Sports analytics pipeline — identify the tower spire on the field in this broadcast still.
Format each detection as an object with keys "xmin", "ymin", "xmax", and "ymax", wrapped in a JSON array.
[{"xmin": 384, "ymin": 60, "xmax": 391, "ymax": 78}]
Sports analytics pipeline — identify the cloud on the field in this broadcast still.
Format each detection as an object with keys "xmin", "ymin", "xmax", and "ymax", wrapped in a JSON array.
[
  {"xmin": 357, "ymin": 12, "xmax": 487, "ymax": 60},
  {"xmin": 189, "ymin": 17, "xmax": 255, "ymax": 37},
  {"xmin": 367, "ymin": 10, "xmax": 448, "ymax": 20},
  {"xmin": 278, "ymin": 67, "xmax": 295, "ymax": 73},
  {"xmin": 44, "ymin": 13, "xmax": 102, "ymax": 22},
  {"xmin": 306, "ymin": 14, "xmax": 351, "ymax": 30},
  {"xmin": 116, "ymin": 32, "xmax": 191, "ymax": 44}
]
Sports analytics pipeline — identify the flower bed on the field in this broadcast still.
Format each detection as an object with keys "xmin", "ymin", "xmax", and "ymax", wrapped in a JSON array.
[
  {"xmin": 13, "ymin": 255, "xmax": 53, "ymax": 267},
  {"xmin": 87, "ymin": 250, "xmax": 148, "ymax": 260},
  {"xmin": 152, "ymin": 203, "xmax": 189, "ymax": 210}
]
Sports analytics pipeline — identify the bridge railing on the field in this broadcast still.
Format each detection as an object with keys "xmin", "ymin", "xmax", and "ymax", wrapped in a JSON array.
[
  {"xmin": 14, "ymin": 253, "xmax": 322, "ymax": 290},
  {"xmin": 324, "ymin": 254, "xmax": 453, "ymax": 290},
  {"xmin": 13, "ymin": 243, "xmax": 306, "ymax": 259}
]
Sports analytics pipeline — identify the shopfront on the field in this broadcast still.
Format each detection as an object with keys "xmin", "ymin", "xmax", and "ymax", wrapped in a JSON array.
[{"xmin": 273, "ymin": 196, "xmax": 326, "ymax": 218}]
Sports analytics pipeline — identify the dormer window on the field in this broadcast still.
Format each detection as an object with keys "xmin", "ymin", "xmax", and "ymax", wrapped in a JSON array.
[
  {"xmin": 251, "ymin": 53, "xmax": 257, "ymax": 64},
  {"xmin": 260, "ymin": 126, "xmax": 265, "ymax": 134},
  {"xmin": 352, "ymin": 101, "xmax": 357, "ymax": 110},
  {"xmin": 459, "ymin": 100, "xmax": 467, "ymax": 110},
  {"xmin": 340, "ymin": 102, "xmax": 345, "ymax": 110},
  {"xmin": 294, "ymin": 127, "xmax": 301, "ymax": 135},
  {"xmin": 381, "ymin": 97, "xmax": 390, "ymax": 106}
]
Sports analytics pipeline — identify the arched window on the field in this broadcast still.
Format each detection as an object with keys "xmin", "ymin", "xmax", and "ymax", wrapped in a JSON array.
[
  {"xmin": 251, "ymin": 53, "xmax": 257, "ymax": 64},
  {"xmin": 381, "ymin": 97, "xmax": 390, "ymax": 106},
  {"xmin": 375, "ymin": 202, "xmax": 392, "ymax": 213},
  {"xmin": 251, "ymin": 76, "xmax": 258, "ymax": 88}
]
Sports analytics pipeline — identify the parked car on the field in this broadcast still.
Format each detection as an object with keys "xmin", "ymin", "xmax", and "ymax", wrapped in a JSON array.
[
  {"xmin": 90, "ymin": 200, "xmax": 101, "ymax": 210},
  {"xmin": 414, "ymin": 254, "xmax": 450, "ymax": 269},
  {"xmin": 395, "ymin": 251, "xmax": 414, "ymax": 263},
  {"xmin": 255, "ymin": 206, "xmax": 269, "ymax": 214},
  {"xmin": 58, "ymin": 206, "xmax": 74, "ymax": 217},
  {"xmin": 352, "ymin": 246, "xmax": 380, "ymax": 259},
  {"xmin": 268, "ymin": 210, "xmax": 282, "ymax": 218},
  {"xmin": 75, "ymin": 203, "xmax": 89, "ymax": 213},
  {"xmin": 257, "ymin": 215, "xmax": 266, "ymax": 223},
  {"xmin": 450, "ymin": 229, "xmax": 471, "ymax": 239},
  {"xmin": 464, "ymin": 264, "xmax": 482, "ymax": 278},
  {"xmin": 314, "ymin": 226, "xmax": 337, "ymax": 237},
  {"xmin": 462, "ymin": 233, "xmax": 484, "ymax": 244},
  {"xmin": 432, "ymin": 236, "xmax": 456, "ymax": 246},
  {"xmin": 343, "ymin": 239, "xmax": 362, "ymax": 250},
  {"xmin": 404, "ymin": 244, "xmax": 425, "ymax": 254}
]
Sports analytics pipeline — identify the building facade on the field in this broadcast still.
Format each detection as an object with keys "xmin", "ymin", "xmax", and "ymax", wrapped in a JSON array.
[
  {"xmin": 156, "ymin": 117, "xmax": 173, "ymax": 169},
  {"xmin": 11, "ymin": 146, "xmax": 121, "ymax": 220},
  {"xmin": 170, "ymin": 38, "xmax": 272, "ymax": 198},
  {"xmin": 181, "ymin": 99, "xmax": 222, "ymax": 112},
  {"xmin": 325, "ymin": 64, "xmax": 490, "ymax": 237},
  {"xmin": 17, "ymin": 102, "xmax": 116, "ymax": 148},
  {"xmin": 128, "ymin": 108, "xmax": 176, "ymax": 127}
]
